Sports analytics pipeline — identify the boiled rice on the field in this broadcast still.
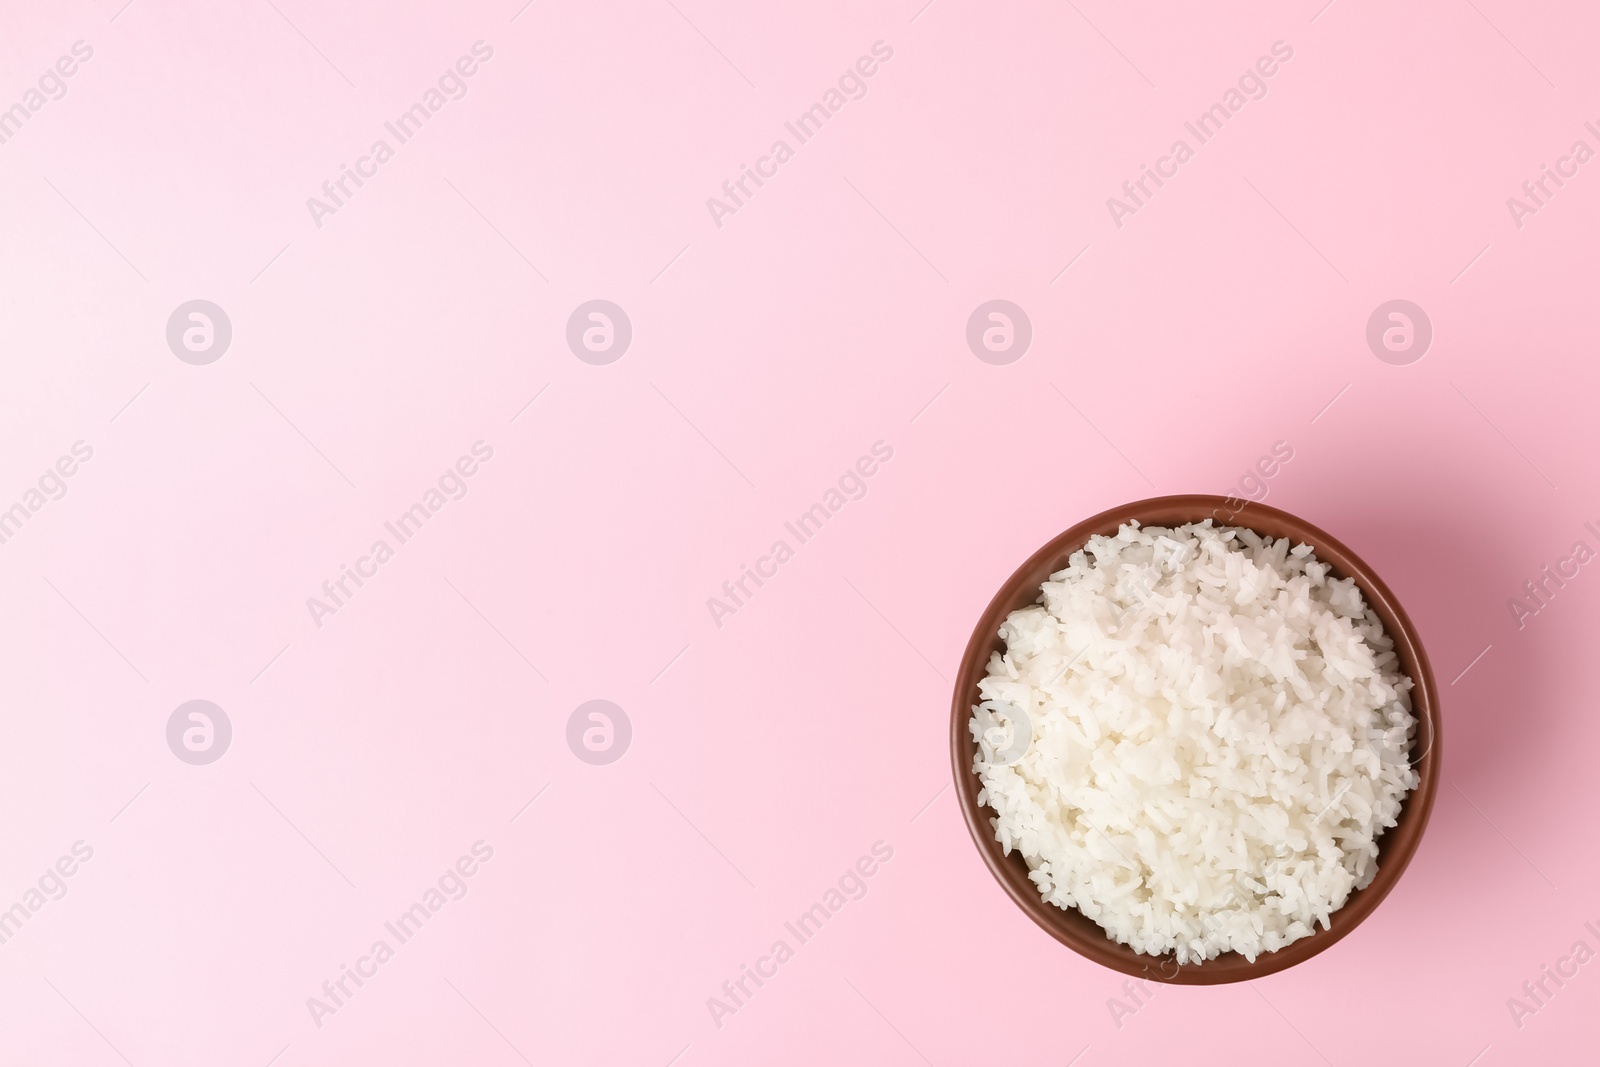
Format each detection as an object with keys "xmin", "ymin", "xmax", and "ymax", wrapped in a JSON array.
[{"xmin": 970, "ymin": 520, "xmax": 1419, "ymax": 963}]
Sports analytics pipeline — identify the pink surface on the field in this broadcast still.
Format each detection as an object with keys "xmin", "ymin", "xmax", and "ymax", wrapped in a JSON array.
[{"xmin": 0, "ymin": 1, "xmax": 1594, "ymax": 1064}]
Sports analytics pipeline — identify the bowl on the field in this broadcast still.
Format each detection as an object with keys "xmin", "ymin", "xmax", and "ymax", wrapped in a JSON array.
[{"xmin": 950, "ymin": 494, "xmax": 1440, "ymax": 984}]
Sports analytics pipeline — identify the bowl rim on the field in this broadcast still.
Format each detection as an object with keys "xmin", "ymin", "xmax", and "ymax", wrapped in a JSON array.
[{"xmin": 949, "ymin": 494, "xmax": 1441, "ymax": 984}]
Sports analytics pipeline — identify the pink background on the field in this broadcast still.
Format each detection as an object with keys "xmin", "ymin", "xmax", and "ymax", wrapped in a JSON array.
[{"xmin": 1, "ymin": 0, "xmax": 1595, "ymax": 1063}]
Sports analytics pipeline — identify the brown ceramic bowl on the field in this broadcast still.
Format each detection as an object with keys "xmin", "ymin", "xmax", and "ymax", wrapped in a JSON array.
[{"xmin": 950, "ymin": 495, "xmax": 1440, "ymax": 984}]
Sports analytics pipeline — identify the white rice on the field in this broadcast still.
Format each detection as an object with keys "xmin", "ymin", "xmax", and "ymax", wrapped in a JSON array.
[{"xmin": 971, "ymin": 520, "xmax": 1418, "ymax": 963}]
